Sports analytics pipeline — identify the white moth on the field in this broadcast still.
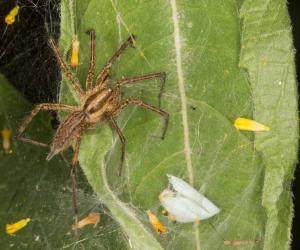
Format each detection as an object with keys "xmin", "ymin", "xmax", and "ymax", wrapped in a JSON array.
[{"xmin": 159, "ymin": 175, "xmax": 220, "ymax": 223}]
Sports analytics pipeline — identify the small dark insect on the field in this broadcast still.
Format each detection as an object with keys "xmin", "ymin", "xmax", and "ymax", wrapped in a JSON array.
[{"xmin": 17, "ymin": 30, "xmax": 169, "ymax": 222}]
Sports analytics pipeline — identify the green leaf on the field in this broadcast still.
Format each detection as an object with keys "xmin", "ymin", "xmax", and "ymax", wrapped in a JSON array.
[
  {"xmin": 58, "ymin": 0, "xmax": 297, "ymax": 249},
  {"xmin": 0, "ymin": 75, "xmax": 128, "ymax": 249},
  {"xmin": 239, "ymin": 1, "xmax": 298, "ymax": 249}
]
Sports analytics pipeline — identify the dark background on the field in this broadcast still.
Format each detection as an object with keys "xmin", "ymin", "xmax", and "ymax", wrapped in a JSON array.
[
  {"xmin": 0, "ymin": 0, "xmax": 60, "ymax": 105},
  {"xmin": 0, "ymin": 0, "xmax": 299, "ymax": 248},
  {"xmin": 288, "ymin": 1, "xmax": 300, "ymax": 248}
]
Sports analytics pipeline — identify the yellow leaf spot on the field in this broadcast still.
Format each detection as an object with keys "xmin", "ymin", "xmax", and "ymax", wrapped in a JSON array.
[
  {"xmin": 5, "ymin": 5, "xmax": 20, "ymax": 25},
  {"xmin": 70, "ymin": 35, "xmax": 80, "ymax": 67},
  {"xmin": 146, "ymin": 210, "xmax": 166, "ymax": 234},
  {"xmin": 234, "ymin": 118, "xmax": 270, "ymax": 132},
  {"xmin": 72, "ymin": 212, "xmax": 100, "ymax": 230},
  {"xmin": 1, "ymin": 128, "xmax": 12, "ymax": 153},
  {"xmin": 6, "ymin": 218, "xmax": 31, "ymax": 235}
]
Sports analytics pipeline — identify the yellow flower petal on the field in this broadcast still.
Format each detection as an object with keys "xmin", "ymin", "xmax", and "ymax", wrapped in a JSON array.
[
  {"xmin": 9, "ymin": 5, "xmax": 20, "ymax": 16},
  {"xmin": 5, "ymin": 5, "xmax": 20, "ymax": 25},
  {"xmin": 5, "ymin": 15, "xmax": 15, "ymax": 25},
  {"xmin": 6, "ymin": 218, "xmax": 31, "ymax": 235},
  {"xmin": 234, "ymin": 118, "xmax": 270, "ymax": 132},
  {"xmin": 1, "ymin": 128, "xmax": 11, "ymax": 138},
  {"xmin": 146, "ymin": 210, "xmax": 166, "ymax": 234},
  {"xmin": 1, "ymin": 128, "xmax": 12, "ymax": 153},
  {"xmin": 72, "ymin": 212, "xmax": 100, "ymax": 230},
  {"xmin": 70, "ymin": 36, "xmax": 80, "ymax": 67}
]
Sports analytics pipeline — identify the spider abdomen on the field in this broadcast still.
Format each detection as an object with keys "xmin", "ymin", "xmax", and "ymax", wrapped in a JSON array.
[{"xmin": 46, "ymin": 111, "xmax": 86, "ymax": 160}]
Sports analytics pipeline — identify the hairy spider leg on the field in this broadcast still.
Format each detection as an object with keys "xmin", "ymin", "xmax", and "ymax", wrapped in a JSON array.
[
  {"xmin": 70, "ymin": 132, "xmax": 83, "ymax": 229},
  {"xmin": 17, "ymin": 137, "xmax": 48, "ymax": 148},
  {"xmin": 48, "ymin": 38, "xmax": 84, "ymax": 101},
  {"xmin": 18, "ymin": 33, "xmax": 169, "ymax": 231},
  {"xmin": 115, "ymin": 72, "xmax": 166, "ymax": 108},
  {"xmin": 107, "ymin": 73, "xmax": 168, "ymax": 175},
  {"xmin": 17, "ymin": 103, "xmax": 78, "ymax": 147},
  {"xmin": 18, "ymin": 103, "xmax": 83, "ymax": 228},
  {"xmin": 85, "ymin": 30, "xmax": 96, "ymax": 91},
  {"xmin": 109, "ymin": 117, "xmax": 126, "ymax": 176},
  {"xmin": 113, "ymin": 99, "xmax": 169, "ymax": 139},
  {"xmin": 95, "ymin": 35, "xmax": 136, "ymax": 87}
]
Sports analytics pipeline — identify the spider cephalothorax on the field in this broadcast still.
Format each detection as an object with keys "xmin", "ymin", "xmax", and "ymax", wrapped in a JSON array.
[{"xmin": 17, "ymin": 30, "xmax": 169, "ymax": 221}]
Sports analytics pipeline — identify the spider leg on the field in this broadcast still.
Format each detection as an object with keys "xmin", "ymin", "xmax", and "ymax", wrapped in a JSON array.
[
  {"xmin": 114, "ymin": 99, "xmax": 169, "ymax": 139},
  {"xmin": 95, "ymin": 35, "xmax": 136, "ymax": 87},
  {"xmin": 70, "ymin": 132, "xmax": 83, "ymax": 230},
  {"xmin": 85, "ymin": 29, "xmax": 96, "ymax": 91},
  {"xmin": 17, "ymin": 137, "xmax": 49, "ymax": 147},
  {"xmin": 48, "ymin": 38, "xmax": 84, "ymax": 100},
  {"xmin": 116, "ymin": 72, "xmax": 166, "ymax": 108},
  {"xmin": 90, "ymin": 75, "xmax": 112, "ymax": 93},
  {"xmin": 17, "ymin": 103, "xmax": 78, "ymax": 146},
  {"xmin": 108, "ymin": 117, "xmax": 126, "ymax": 176}
]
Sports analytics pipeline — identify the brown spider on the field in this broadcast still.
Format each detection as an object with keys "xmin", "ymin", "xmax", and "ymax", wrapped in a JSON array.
[{"xmin": 17, "ymin": 30, "xmax": 169, "ymax": 220}]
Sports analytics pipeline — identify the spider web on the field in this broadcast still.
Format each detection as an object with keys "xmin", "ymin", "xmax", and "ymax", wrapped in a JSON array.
[
  {"xmin": 0, "ymin": 0, "xmax": 264, "ymax": 249},
  {"xmin": 0, "ymin": 0, "xmax": 61, "ymax": 104},
  {"xmin": 58, "ymin": 1, "xmax": 265, "ymax": 249},
  {"xmin": 0, "ymin": 74, "xmax": 130, "ymax": 249},
  {"xmin": 0, "ymin": 0, "xmax": 263, "ymax": 249},
  {"xmin": 0, "ymin": 1, "xmax": 133, "ymax": 249},
  {"xmin": 1, "ymin": 0, "xmax": 296, "ymax": 250}
]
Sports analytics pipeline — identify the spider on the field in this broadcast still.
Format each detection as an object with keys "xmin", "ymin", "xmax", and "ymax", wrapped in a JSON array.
[{"xmin": 17, "ymin": 30, "xmax": 169, "ymax": 221}]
